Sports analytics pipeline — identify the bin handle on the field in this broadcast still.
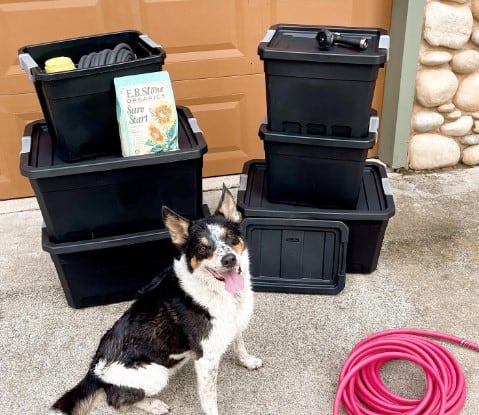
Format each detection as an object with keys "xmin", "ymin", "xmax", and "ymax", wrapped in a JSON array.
[
  {"xmin": 18, "ymin": 53, "xmax": 38, "ymax": 81},
  {"xmin": 21, "ymin": 135, "xmax": 31, "ymax": 154},
  {"xmin": 239, "ymin": 174, "xmax": 248, "ymax": 192},
  {"xmin": 379, "ymin": 35, "xmax": 390, "ymax": 61},
  {"xmin": 365, "ymin": 159, "xmax": 393, "ymax": 196},
  {"xmin": 261, "ymin": 29, "xmax": 276, "ymax": 44},
  {"xmin": 187, "ymin": 117, "xmax": 202, "ymax": 134},
  {"xmin": 369, "ymin": 116, "xmax": 380, "ymax": 134},
  {"xmin": 139, "ymin": 34, "xmax": 162, "ymax": 50},
  {"xmin": 382, "ymin": 177, "xmax": 392, "ymax": 196}
]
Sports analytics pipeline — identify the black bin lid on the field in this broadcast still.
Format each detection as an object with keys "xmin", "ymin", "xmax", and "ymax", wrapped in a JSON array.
[
  {"xmin": 241, "ymin": 217, "xmax": 348, "ymax": 295},
  {"xmin": 41, "ymin": 226, "xmax": 170, "ymax": 255},
  {"xmin": 20, "ymin": 106, "xmax": 207, "ymax": 179},
  {"xmin": 258, "ymin": 24, "xmax": 389, "ymax": 65},
  {"xmin": 237, "ymin": 160, "xmax": 395, "ymax": 221}
]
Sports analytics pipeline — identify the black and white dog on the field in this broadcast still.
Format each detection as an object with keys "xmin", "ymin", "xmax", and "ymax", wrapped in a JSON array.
[{"xmin": 48, "ymin": 186, "xmax": 262, "ymax": 415}]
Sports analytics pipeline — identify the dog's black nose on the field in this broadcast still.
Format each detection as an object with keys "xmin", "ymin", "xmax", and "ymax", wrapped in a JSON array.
[{"xmin": 221, "ymin": 253, "xmax": 237, "ymax": 268}]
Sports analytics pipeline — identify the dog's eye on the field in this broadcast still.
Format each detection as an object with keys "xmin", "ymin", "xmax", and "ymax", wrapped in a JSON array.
[
  {"xmin": 225, "ymin": 231, "xmax": 239, "ymax": 244},
  {"xmin": 198, "ymin": 245, "xmax": 208, "ymax": 255}
]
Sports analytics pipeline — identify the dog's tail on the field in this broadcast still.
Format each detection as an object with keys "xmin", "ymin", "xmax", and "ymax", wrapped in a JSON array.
[{"xmin": 48, "ymin": 372, "xmax": 101, "ymax": 415}]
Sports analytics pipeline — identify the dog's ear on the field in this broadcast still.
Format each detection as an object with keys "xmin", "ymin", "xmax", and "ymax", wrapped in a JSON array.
[
  {"xmin": 162, "ymin": 206, "xmax": 190, "ymax": 246},
  {"xmin": 215, "ymin": 184, "xmax": 242, "ymax": 223}
]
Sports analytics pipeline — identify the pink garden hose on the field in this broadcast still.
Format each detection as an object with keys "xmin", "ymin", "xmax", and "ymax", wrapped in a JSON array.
[{"xmin": 333, "ymin": 328, "xmax": 479, "ymax": 415}]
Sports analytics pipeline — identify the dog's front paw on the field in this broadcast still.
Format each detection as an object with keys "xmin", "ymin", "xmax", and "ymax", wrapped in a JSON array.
[
  {"xmin": 239, "ymin": 354, "xmax": 263, "ymax": 370},
  {"xmin": 149, "ymin": 400, "xmax": 170, "ymax": 415},
  {"xmin": 134, "ymin": 398, "xmax": 170, "ymax": 415}
]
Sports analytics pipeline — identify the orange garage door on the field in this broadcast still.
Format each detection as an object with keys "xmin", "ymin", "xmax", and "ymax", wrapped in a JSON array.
[{"xmin": 0, "ymin": 0, "xmax": 391, "ymax": 199}]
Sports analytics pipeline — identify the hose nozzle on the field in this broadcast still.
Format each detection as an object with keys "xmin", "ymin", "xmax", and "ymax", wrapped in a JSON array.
[{"xmin": 316, "ymin": 29, "xmax": 368, "ymax": 51}]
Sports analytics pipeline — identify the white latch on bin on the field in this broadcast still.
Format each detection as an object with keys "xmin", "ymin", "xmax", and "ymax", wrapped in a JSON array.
[
  {"xmin": 382, "ymin": 177, "xmax": 392, "ymax": 196},
  {"xmin": 379, "ymin": 35, "xmax": 390, "ymax": 61},
  {"xmin": 369, "ymin": 115, "xmax": 380, "ymax": 134},
  {"xmin": 21, "ymin": 135, "xmax": 31, "ymax": 154},
  {"xmin": 18, "ymin": 53, "xmax": 38, "ymax": 81},
  {"xmin": 261, "ymin": 29, "xmax": 276, "ymax": 44},
  {"xmin": 239, "ymin": 174, "xmax": 248, "ymax": 191},
  {"xmin": 188, "ymin": 118, "xmax": 202, "ymax": 134},
  {"xmin": 139, "ymin": 34, "xmax": 162, "ymax": 50}
]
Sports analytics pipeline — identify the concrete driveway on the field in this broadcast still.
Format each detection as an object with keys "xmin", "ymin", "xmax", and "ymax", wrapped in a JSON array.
[{"xmin": 1, "ymin": 166, "xmax": 478, "ymax": 414}]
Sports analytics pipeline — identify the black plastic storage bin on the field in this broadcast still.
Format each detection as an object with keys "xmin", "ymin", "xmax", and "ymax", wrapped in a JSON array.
[
  {"xmin": 259, "ymin": 118, "xmax": 376, "ymax": 209},
  {"xmin": 19, "ymin": 30, "xmax": 166, "ymax": 161},
  {"xmin": 42, "ymin": 227, "xmax": 176, "ymax": 308},
  {"xmin": 21, "ymin": 106, "xmax": 207, "ymax": 243},
  {"xmin": 42, "ymin": 204, "xmax": 210, "ymax": 308},
  {"xmin": 242, "ymin": 218, "xmax": 348, "ymax": 294},
  {"xmin": 258, "ymin": 24, "xmax": 389, "ymax": 137},
  {"xmin": 237, "ymin": 160, "xmax": 395, "ymax": 274}
]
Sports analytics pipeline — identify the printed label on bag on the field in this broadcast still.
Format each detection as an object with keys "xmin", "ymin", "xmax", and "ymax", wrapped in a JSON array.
[{"xmin": 114, "ymin": 71, "xmax": 178, "ymax": 157}]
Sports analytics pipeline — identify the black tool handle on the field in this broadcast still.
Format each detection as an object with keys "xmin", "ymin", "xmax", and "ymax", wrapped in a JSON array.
[
  {"xmin": 316, "ymin": 29, "xmax": 335, "ymax": 50},
  {"xmin": 316, "ymin": 28, "xmax": 368, "ymax": 51},
  {"xmin": 335, "ymin": 34, "xmax": 368, "ymax": 50}
]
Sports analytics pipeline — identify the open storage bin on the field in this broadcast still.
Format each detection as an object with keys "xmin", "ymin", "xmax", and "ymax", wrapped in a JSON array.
[
  {"xmin": 19, "ymin": 30, "xmax": 166, "ymax": 161},
  {"xmin": 242, "ymin": 218, "xmax": 348, "ymax": 294},
  {"xmin": 21, "ymin": 106, "xmax": 207, "ymax": 243},
  {"xmin": 42, "ymin": 227, "xmax": 176, "ymax": 308},
  {"xmin": 259, "ymin": 116, "xmax": 377, "ymax": 209},
  {"xmin": 258, "ymin": 24, "xmax": 389, "ymax": 137},
  {"xmin": 237, "ymin": 160, "xmax": 395, "ymax": 274}
]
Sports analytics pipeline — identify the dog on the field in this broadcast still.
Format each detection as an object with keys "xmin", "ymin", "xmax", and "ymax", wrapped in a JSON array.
[{"xmin": 48, "ymin": 186, "xmax": 262, "ymax": 415}]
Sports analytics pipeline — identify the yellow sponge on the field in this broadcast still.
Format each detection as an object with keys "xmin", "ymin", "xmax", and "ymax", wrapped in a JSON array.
[{"xmin": 44, "ymin": 56, "xmax": 75, "ymax": 73}]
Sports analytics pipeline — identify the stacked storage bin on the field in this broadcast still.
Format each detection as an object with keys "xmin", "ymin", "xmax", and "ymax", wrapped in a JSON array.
[
  {"xmin": 237, "ymin": 24, "xmax": 394, "ymax": 294},
  {"xmin": 19, "ymin": 31, "xmax": 207, "ymax": 308}
]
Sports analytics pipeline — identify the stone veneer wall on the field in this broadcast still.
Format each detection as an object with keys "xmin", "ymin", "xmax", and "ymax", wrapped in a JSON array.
[{"xmin": 409, "ymin": 0, "xmax": 479, "ymax": 169}]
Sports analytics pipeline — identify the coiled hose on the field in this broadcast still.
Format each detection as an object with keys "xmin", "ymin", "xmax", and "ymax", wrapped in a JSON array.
[
  {"xmin": 333, "ymin": 328, "xmax": 479, "ymax": 415},
  {"xmin": 77, "ymin": 42, "xmax": 135, "ymax": 69}
]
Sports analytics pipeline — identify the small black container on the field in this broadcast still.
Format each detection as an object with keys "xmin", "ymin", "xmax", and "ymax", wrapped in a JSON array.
[
  {"xmin": 237, "ymin": 160, "xmax": 395, "ymax": 274},
  {"xmin": 19, "ymin": 30, "xmax": 166, "ymax": 161},
  {"xmin": 258, "ymin": 24, "xmax": 389, "ymax": 137},
  {"xmin": 42, "ymin": 227, "xmax": 176, "ymax": 308},
  {"xmin": 259, "ymin": 119, "xmax": 376, "ymax": 209},
  {"xmin": 242, "ymin": 218, "xmax": 348, "ymax": 294},
  {"xmin": 21, "ymin": 106, "xmax": 207, "ymax": 243}
]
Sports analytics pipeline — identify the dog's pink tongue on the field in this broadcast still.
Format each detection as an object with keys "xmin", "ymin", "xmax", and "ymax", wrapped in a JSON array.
[{"xmin": 224, "ymin": 269, "xmax": 244, "ymax": 293}]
